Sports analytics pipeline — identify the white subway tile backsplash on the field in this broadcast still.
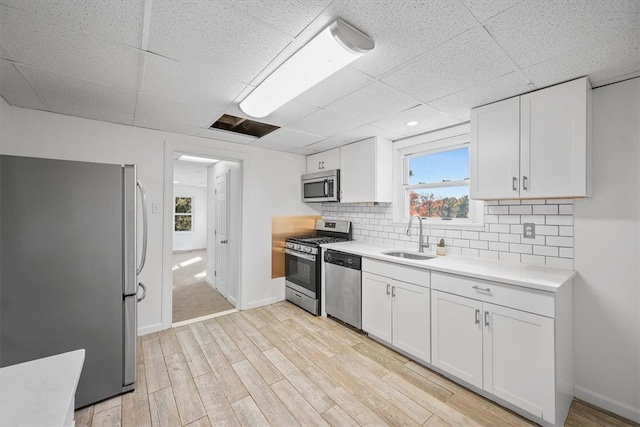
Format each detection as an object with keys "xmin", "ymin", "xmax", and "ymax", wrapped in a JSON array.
[{"xmin": 323, "ymin": 199, "xmax": 574, "ymax": 269}]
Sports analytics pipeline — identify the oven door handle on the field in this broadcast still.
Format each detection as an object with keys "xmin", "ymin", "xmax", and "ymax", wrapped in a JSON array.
[{"xmin": 284, "ymin": 248, "xmax": 316, "ymax": 262}]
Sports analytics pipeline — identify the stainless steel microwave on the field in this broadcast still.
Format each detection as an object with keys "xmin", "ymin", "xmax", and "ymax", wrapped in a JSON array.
[{"xmin": 301, "ymin": 169, "xmax": 340, "ymax": 203}]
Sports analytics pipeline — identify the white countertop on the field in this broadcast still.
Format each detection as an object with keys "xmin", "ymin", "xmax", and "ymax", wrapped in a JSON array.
[
  {"xmin": 1, "ymin": 349, "xmax": 85, "ymax": 427},
  {"xmin": 321, "ymin": 241, "xmax": 575, "ymax": 292}
]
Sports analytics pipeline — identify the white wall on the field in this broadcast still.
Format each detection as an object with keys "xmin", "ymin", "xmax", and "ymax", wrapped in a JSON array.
[
  {"xmin": 1, "ymin": 106, "xmax": 320, "ymax": 334},
  {"xmin": 573, "ymin": 78, "xmax": 640, "ymax": 422},
  {"xmin": 172, "ymin": 184, "xmax": 207, "ymax": 251},
  {"xmin": 0, "ymin": 97, "xmax": 11, "ymax": 151}
]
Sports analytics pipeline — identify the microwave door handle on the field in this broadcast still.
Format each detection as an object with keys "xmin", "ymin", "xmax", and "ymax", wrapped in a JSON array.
[{"xmin": 324, "ymin": 179, "xmax": 329, "ymax": 196}]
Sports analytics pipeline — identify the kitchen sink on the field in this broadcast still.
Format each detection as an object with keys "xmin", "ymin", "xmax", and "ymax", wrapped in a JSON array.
[{"xmin": 382, "ymin": 251, "xmax": 436, "ymax": 260}]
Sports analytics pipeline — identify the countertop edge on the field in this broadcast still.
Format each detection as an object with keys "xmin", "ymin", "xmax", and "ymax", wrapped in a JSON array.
[{"xmin": 321, "ymin": 241, "xmax": 576, "ymax": 293}]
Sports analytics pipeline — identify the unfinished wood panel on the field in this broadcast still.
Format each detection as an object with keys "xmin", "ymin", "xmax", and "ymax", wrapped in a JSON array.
[
  {"xmin": 92, "ymin": 406, "xmax": 122, "ymax": 427},
  {"xmin": 230, "ymin": 396, "xmax": 269, "ymax": 426},
  {"xmin": 149, "ymin": 387, "xmax": 181, "ymax": 427},
  {"xmin": 175, "ymin": 329, "xmax": 211, "ymax": 377},
  {"xmin": 121, "ymin": 364, "xmax": 152, "ymax": 427},
  {"xmin": 232, "ymin": 359, "xmax": 300, "ymax": 426},
  {"xmin": 142, "ymin": 337, "xmax": 171, "ymax": 394},
  {"xmin": 264, "ymin": 347, "xmax": 334, "ymax": 413},
  {"xmin": 203, "ymin": 319, "xmax": 246, "ymax": 364},
  {"xmin": 271, "ymin": 379, "xmax": 330, "ymax": 427},
  {"xmin": 271, "ymin": 215, "xmax": 320, "ymax": 278},
  {"xmin": 194, "ymin": 372, "xmax": 240, "ymax": 427},
  {"xmin": 200, "ymin": 341, "xmax": 249, "ymax": 403}
]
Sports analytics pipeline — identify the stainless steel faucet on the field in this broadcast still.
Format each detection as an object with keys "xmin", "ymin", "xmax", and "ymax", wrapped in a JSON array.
[{"xmin": 406, "ymin": 214, "xmax": 429, "ymax": 252}]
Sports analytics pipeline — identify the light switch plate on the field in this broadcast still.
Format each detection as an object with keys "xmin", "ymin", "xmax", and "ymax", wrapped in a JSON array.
[{"xmin": 523, "ymin": 223, "xmax": 535, "ymax": 239}]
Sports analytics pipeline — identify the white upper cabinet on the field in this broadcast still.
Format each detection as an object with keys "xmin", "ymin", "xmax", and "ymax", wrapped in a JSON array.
[
  {"xmin": 470, "ymin": 77, "xmax": 590, "ymax": 200},
  {"xmin": 340, "ymin": 137, "xmax": 392, "ymax": 203},
  {"xmin": 306, "ymin": 148, "xmax": 340, "ymax": 173}
]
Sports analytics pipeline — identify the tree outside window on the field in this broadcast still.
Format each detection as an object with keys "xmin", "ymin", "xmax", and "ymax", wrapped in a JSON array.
[{"xmin": 174, "ymin": 196, "xmax": 193, "ymax": 232}]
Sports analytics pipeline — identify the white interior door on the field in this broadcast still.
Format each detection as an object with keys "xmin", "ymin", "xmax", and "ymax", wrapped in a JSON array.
[{"xmin": 215, "ymin": 170, "xmax": 229, "ymax": 298}]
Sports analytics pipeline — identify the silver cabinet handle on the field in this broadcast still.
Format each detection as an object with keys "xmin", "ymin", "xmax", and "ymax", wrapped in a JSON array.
[
  {"xmin": 512, "ymin": 176, "xmax": 518, "ymax": 192},
  {"xmin": 472, "ymin": 285, "xmax": 491, "ymax": 293},
  {"xmin": 137, "ymin": 282, "xmax": 147, "ymax": 302},
  {"xmin": 475, "ymin": 309, "xmax": 480, "ymax": 325},
  {"xmin": 392, "ymin": 286, "xmax": 396, "ymax": 298},
  {"xmin": 136, "ymin": 180, "xmax": 148, "ymax": 275},
  {"xmin": 522, "ymin": 175, "xmax": 528, "ymax": 190},
  {"xmin": 484, "ymin": 311, "xmax": 490, "ymax": 327},
  {"xmin": 386, "ymin": 284, "xmax": 390, "ymax": 295}
]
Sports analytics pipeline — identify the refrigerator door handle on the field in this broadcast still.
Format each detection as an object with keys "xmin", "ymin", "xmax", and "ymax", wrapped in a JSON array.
[
  {"xmin": 137, "ymin": 282, "xmax": 147, "ymax": 302},
  {"xmin": 136, "ymin": 180, "xmax": 148, "ymax": 275}
]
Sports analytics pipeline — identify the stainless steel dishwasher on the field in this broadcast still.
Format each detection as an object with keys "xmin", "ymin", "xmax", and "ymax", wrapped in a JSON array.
[{"xmin": 324, "ymin": 249, "xmax": 362, "ymax": 329}]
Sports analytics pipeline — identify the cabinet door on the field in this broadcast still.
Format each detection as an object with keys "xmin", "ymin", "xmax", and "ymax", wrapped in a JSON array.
[
  {"xmin": 392, "ymin": 280, "xmax": 430, "ymax": 363},
  {"xmin": 431, "ymin": 290, "xmax": 483, "ymax": 388},
  {"xmin": 470, "ymin": 97, "xmax": 521, "ymax": 200},
  {"xmin": 483, "ymin": 303, "xmax": 554, "ymax": 421},
  {"xmin": 520, "ymin": 77, "xmax": 588, "ymax": 198},
  {"xmin": 306, "ymin": 148, "xmax": 340, "ymax": 173},
  {"xmin": 362, "ymin": 272, "xmax": 392, "ymax": 344},
  {"xmin": 340, "ymin": 138, "xmax": 375, "ymax": 203}
]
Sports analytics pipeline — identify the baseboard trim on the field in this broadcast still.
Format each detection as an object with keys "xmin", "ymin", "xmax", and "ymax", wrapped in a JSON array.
[
  {"xmin": 138, "ymin": 322, "xmax": 165, "ymax": 336},
  {"xmin": 246, "ymin": 297, "xmax": 277, "ymax": 310},
  {"xmin": 574, "ymin": 385, "xmax": 640, "ymax": 423},
  {"xmin": 206, "ymin": 277, "xmax": 215, "ymax": 287}
]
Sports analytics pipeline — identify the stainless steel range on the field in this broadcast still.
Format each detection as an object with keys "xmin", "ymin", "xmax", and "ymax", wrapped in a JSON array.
[{"xmin": 284, "ymin": 219, "xmax": 351, "ymax": 315}]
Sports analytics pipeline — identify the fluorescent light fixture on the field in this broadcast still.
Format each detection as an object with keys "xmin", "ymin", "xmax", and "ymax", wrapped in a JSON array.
[
  {"xmin": 239, "ymin": 19, "xmax": 374, "ymax": 118},
  {"xmin": 406, "ymin": 121, "xmax": 419, "ymax": 126},
  {"xmin": 178, "ymin": 155, "xmax": 218, "ymax": 164}
]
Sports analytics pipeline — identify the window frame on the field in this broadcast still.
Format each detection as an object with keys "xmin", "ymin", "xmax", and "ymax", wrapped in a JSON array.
[
  {"xmin": 173, "ymin": 195, "xmax": 195, "ymax": 233},
  {"xmin": 393, "ymin": 128, "xmax": 484, "ymax": 229}
]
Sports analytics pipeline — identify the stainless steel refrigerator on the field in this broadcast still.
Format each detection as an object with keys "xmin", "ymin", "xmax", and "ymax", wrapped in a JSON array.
[{"xmin": 0, "ymin": 155, "xmax": 148, "ymax": 408}]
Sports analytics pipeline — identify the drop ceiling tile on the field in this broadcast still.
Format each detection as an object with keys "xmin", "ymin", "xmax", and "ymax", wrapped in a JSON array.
[
  {"xmin": 370, "ymin": 104, "xmax": 462, "ymax": 137},
  {"xmin": 135, "ymin": 94, "xmax": 213, "ymax": 135},
  {"xmin": 381, "ymin": 27, "xmax": 516, "ymax": 103},
  {"xmin": 324, "ymin": 82, "xmax": 420, "ymax": 125},
  {"xmin": 294, "ymin": 0, "xmax": 474, "ymax": 78},
  {"xmin": 304, "ymin": 124, "xmax": 384, "ymax": 152},
  {"xmin": 0, "ymin": 41, "xmax": 12, "ymax": 60},
  {"xmin": 0, "ymin": 6, "xmax": 140, "ymax": 90},
  {"xmin": 522, "ymin": 28, "xmax": 640, "ymax": 88},
  {"xmin": 428, "ymin": 72, "xmax": 534, "ymax": 121},
  {"xmin": 48, "ymin": 102, "xmax": 135, "ymax": 126},
  {"xmin": 287, "ymin": 108, "xmax": 361, "ymax": 137},
  {"xmin": 141, "ymin": 53, "xmax": 245, "ymax": 110},
  {"xmin": 0, "ymin": 0, "xmax": 145, "ymax": 47},
  {"xmin": 484, "ymin": 0, "xmax": 640, "ymax": 69},
  {"xmin": 19, "ymin": 66, "xmax": 137, "ymax": 115},
  {"xmin": 293, "ymin": 146, "xmax": 320, "ymax": 156},
  {"xmin": 253, "ymin": 127, "xmax": 324, "ymax": 149},
  {"xmin": 147, "ymin": 0, "xmax": 292, "ymax": 85},
  {"xmin": 460, "ymin": 0, "xmax": 524, "ymax": 22},
  {"xmin": 223, "ymin": 0, "xmax": 331, "ymax": 38},
  {"xmin": 0, "ymin": 60, "xmax": 49, "ymax": 110},
  {"xmin": 296, "ymin": 66, "xmax": 374, "ymax": 108}
]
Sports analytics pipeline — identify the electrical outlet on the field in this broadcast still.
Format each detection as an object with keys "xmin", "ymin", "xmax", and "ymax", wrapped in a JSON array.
[{"xmin": 523, "ymin": 223, "xmax": 536, "ymax": 239}]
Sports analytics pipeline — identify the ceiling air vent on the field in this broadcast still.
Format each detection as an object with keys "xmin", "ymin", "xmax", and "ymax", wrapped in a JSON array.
[{"xmin": 210, "ymin": 114, "xmax": 279, "ymax": 138}]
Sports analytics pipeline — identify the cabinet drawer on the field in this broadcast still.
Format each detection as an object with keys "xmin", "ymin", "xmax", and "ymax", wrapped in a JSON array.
[
  {"xmin": 362, "ymin": 258, "xmax": 429, "ymax": 287},
  {"xmin": 431, "ymin": 272, "xmax": 554, "ymax": 318}
]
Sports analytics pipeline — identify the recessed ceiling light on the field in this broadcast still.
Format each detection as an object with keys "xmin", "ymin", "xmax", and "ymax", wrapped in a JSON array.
[
  {"xmin": 178, "ymin": 155, "xmax": 219, "ymax": 164},
  {"xmin": 406, "ymin": 121, "xmax": 419, "ymax": 126}
]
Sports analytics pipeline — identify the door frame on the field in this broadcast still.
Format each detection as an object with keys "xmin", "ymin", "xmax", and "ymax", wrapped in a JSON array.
[{"xmin": 162, "ymin": 140, "xmax": 244, "ymax": 329}]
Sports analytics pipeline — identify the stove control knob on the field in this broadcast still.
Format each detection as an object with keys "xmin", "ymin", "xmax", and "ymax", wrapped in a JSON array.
[
  {"xmin": 326, "ymin": 253, "xmax": 332, "ymax": 261},
  {"xmin": 285, "ymin": 242, "xmax": 292, "ymax": 249}
]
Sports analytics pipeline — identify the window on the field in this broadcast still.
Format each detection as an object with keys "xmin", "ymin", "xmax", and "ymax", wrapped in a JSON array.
[
  {"xmin": 396, "ymin": 131, "xmax": 483, "ymax": 226},
  {"xmin": 174, "ymin": 196, "xmax": 193, "ymax": 232}
]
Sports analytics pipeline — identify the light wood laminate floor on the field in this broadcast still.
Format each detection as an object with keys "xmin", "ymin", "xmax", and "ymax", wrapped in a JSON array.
[{"xmin": 75, "ymin": 302, "xmax": 638, "ymax": 427}]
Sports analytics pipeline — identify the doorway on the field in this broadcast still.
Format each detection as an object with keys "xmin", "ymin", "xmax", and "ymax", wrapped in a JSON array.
[{"xmin": 171, "ymin": 153, "xmax": 237, "ymax": 324}]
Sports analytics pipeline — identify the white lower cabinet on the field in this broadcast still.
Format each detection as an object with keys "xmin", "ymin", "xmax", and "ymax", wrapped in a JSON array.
[
  {"xmin": 431, "ymin": 271, "xmax": 573, "ymax": 426},
  {"xmin": 361, "ymin": 259, "xmax": 430, "ymax": 363},
  {"xmin": 431, "ymin": 290, "xmax": 554, "ymax": 419}
]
